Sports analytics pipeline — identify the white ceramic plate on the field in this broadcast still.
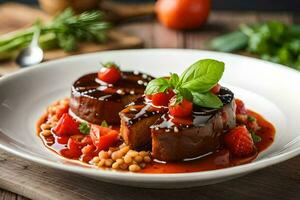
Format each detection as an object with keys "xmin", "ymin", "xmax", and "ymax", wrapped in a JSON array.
[{"xmin": 0, "ymin": 49, "xmax": 300, "ymax": 188}]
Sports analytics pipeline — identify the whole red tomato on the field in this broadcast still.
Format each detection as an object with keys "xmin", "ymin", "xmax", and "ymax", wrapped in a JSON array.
[{"xmin": 155, "ymin": 0, "xmax": 211, "ymax": 30}]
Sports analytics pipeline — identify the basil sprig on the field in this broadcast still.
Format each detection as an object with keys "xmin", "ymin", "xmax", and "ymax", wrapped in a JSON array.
[{"xmin": 145, "ymin": 59, "xmax": 225, "ymax": 109}]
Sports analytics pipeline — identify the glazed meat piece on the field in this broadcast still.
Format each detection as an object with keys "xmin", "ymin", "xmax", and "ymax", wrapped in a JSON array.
[
  {"xmin": 119, "ymin": 98, "xmax": 167, "ymax": 149},
  {"xmin": 151, "ymin": 88, "xmax": 236, "ymax": 161},
  {"xmin": 70, "ymin": 72, "xmax": 153, "ymax": 125},
  {"xmin": 152, "ymin": 103, "xmax": 235, "ymax": 162},
  {"xmin": 119, "ymin": 87, "xmax": 236, "ymax": 161}
]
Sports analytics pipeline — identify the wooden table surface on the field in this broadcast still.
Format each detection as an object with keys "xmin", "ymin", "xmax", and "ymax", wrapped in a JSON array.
[{"xmin": 1, "ymin": 10, "xmax": 300, "ymax": 200}]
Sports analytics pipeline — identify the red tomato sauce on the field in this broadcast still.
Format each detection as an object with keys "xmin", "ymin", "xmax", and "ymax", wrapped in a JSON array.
[{"xmin": 37, "ymin": 110, "xmax": 275, "ymax": 173}]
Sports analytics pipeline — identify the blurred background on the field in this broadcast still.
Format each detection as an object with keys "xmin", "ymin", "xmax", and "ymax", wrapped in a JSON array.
[
  {"xmin": 1, "ymin": 0, "xmax": 300, "ymax": 11},
  {"xmin": 0, "ymin": 0, "xmax": 300, "ymax": 74}
]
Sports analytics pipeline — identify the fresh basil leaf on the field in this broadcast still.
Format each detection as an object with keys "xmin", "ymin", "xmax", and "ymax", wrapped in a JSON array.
[
  {"xmin": 145, "ymin": 78, "xmax": 169, "ymax": 95},
  {"xmin": 169, "ymin": 95, "xmax": 183, "ymax": 106},
  {"xmin": 179, "ymin": 59, "xmax": 225, "ymax": 92},
  {"xmin": 192, "ymin": 92, "xmax": 223, "ymax": 109},
  {"xmin": 250, "ymin": 130, "xmax": 262, "ymax": 143},
  {"xmin": 158, "ymin": 85, "xmax": 169, "ymax": 93},
  {"xmin": 101, "ymin": 120, "xmax": 109, "ymax": 127},
  {"xmin": 79, "ymin": 122, "xmax": 90, "ymax": 135},
  {"xmin": 169, "ymin": 73, "xmax": 180, "ymax": 88},
  {"xmin": 175, "ymin": 88, "xmax": 193, "ymax": 102}
]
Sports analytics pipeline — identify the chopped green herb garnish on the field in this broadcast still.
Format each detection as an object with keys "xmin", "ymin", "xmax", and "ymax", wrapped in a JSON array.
[
  {"xmin": 79, "ymin": 122, "xmax": 90, "ymax": 135},
  {"xmin": 145, "ymin": 59, "xmax": 224, "ymax": 108},
  {"xmin": 101, "ymin": 120, "xmax": 109, "ymax": 127},
  {"xmin": 250, "ymin": 130, "xmax": 262, "ymax": 143},
  {"xmin": 247, "ymin": 116, "xmax": 256, "ymax": 122}
]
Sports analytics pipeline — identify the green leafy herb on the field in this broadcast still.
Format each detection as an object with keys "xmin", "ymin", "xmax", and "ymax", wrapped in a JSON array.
[
  {"xmin": 175, "ymin": 88, "xmax": 193, "ymax": 102},
  {"xmin": 101, "ymin": 120, "xmax": 109, "ymax": 128},
  {"xmin": 209, "ymin": 31, "xmax": 249, "ymax": 52},
  {"xmin": 79, "ymin": 122, "xmax": 90, "ymax": 135},
  {"xmin": 168, "ymin": 73, "xmax": 180, "ymax": 88},
  {"xmin": 170, "ymin": 88, "xmax": 193, "ymax": 106},
  {"xmin": 50, "ymin": 8, "xmax": 111, "ymax": 51},
  {"xmin": 145, "ymin": 59, "xmax": 225, "ymax": 108},
  {"xmin": 178, "ymin": 59, "xmax": 225, "ymax": 92},
  {"xmin": 247, "ymin": 116, "xmax": 256, "ymax": 122},
  {"xmin": 0, "ymin": 8, "xmax": 111, "ymax": 61},
  {"xmin": 145, "ymin": 78, "xmax": 169, "ymax": 95},
  {"xmin": 209, "ymin": 21, "xmax": 300, "ymax": 71},
  {"xmin": 250, "ymin": 130, "xmax": 262, "ymax": 143},
  {"xmin": 192, "ymin": 92, "xmax": 223, "ymax": 109}
]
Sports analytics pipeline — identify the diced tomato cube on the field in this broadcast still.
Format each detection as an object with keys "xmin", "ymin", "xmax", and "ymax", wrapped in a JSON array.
[
  {"xmin": 55, "ymin": 104, "xmax": 69, "ymax": 119},
  {"xmin": 224, "ymin": 126, "xmax": 255, "ymax": 157},
  {"xmin": 169, "ymin": 97, "xmax": 193, "ymax": 117},
  {"xmin": 53, "ymin": 113, "xmax": 81, "ymax": 136},
  {"xmin": 90, "ymin": 124, "xmax": 119, "ymax": 151},
  {"xmin": 90, "ymin": 124, "xmax": 110, "ymax": 142},
  {"xmin": 151, "ymin": 89, "xmax": 175, "ymax": 107},
  {"xmin": 81, "ymin": 135, "xmax": 93, "ymax": 145},
  {"xmin": 67, "ymin": 135, "xmax": 85, "ymax": 152},
  {"xmin": 235, "ymin": 99, "xmax": 247, "ymax": 115},
  {"xmin": 60, "ymin": 149, "xmax": 81, "ymax": 159},
  {"xmin": 96, "ymin": 131, "xmax": 119, "ymax": 151},
  {"xmin": 56, "ymin": 136, "xmax": 69, "ymax": 145}
]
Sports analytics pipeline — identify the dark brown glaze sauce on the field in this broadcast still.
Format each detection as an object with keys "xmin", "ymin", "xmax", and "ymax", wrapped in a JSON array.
[
  {"xmin": 70, "ymin": 71, "xmax": 154, "ymax": 124},
  {"xmin": 120, "ymin": 97, "xmax": 168, "ymax": 126},
  {"xmin": 121, "ymin": 87, "xmax": 234, "ymax": 129},
  {"xmin": 139, "ymin": 110, "xmax": 275, "ymax": 173},
  {"xmin": 72, "ymin": 71, "xmax": 152, "ymax": 101}
]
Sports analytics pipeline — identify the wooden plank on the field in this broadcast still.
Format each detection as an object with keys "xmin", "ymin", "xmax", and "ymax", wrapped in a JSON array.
[
  {"xmin": 0, "ymin": 190, "xmax": 29, "ymax": 200},
  {"xmin": 100, "ymin": 1, "xmax": 154, "ymax": 22},
  {"xmin": 119, "ymin": 18, "xmax": 185, "ymax": 48},
  {"xmin": 0, "ymin": 62, "xmax": 19, "ymax": 75},
  {"xmin": 184, "ymin": 11, "xmax": 259, "ymax": 49},
  {"xmin": 0, "ymin": 3, "xmax": 143, "ymax": 74},
  {"xmin": 151, "ymin": 22, "xmax": 185, "ymax": 48},
  {"xmin": 0, "ymin": 3, "xmax": 49, "ymax": 34},
  {"xmin": 0, "ymin": 149, "xmax": 299, "ymax": 200},
  {"xmin": 0, "ymin": 30, "xmax": 142, "ymax": 75},
  {"xmin": 256, "ymin": 12, "xmax": 293, "ymax": 23},
  {"xmin": 43, "ymin": 30, "xmax": 143, "ymax": 61},
  {"xmin": 115, "ymin": 19, "xmax": 155, "ymax": 48},
  {"xmin": 213, "ymin": 0, "xmax": 300, "ymax": 11},
  {"xmin": 292, "ymin": 12, "xmax": 300, "ymax": 23}
]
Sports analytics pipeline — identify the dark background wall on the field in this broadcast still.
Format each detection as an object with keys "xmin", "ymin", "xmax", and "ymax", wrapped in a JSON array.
[{"xmin": 1, "ymin": 0, "xmax": 300, "ymax": 11}]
